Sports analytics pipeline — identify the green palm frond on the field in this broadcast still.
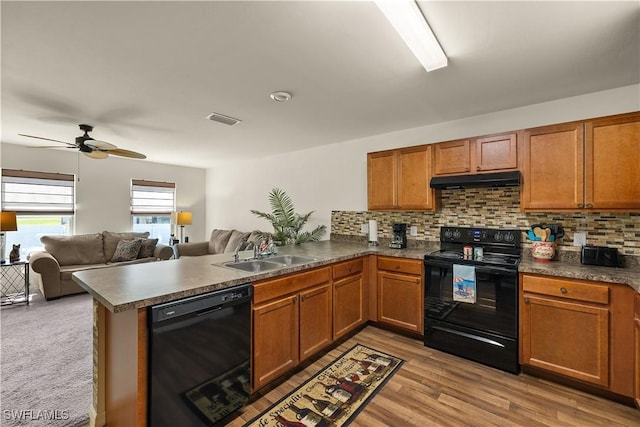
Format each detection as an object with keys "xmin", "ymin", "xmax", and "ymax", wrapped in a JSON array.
[{"xmin": 251, "ymin": 188, "xmax": 326, "ymax": 246}]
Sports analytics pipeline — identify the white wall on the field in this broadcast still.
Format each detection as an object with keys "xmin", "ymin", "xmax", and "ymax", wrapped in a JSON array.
[
  {"xmin": 1, "ymin": 143, "xmax": 207, "ymax": 241},
  {"xmin": 207, "ymin": 84, "xmax": 640, "ymax": 236}
]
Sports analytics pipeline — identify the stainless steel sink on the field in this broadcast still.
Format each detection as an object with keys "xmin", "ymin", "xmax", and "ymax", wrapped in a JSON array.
[
  {"xmin": 222, "ymin": 260, "xmax": 284, "ymax": 272},
  {"xmin": 266, "ymin": 255, "xmax": 317, "ymax": 266}
]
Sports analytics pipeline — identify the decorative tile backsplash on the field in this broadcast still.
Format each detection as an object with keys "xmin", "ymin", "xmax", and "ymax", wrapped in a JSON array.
[{"xmin": 331, "ymin": 187, "xmax": 640, "ymax": 256}]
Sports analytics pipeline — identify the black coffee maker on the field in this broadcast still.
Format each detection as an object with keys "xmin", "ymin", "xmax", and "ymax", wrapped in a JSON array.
[{"xmin": 389, "ymin": 223, "xmax": 407, "ymax": 249}]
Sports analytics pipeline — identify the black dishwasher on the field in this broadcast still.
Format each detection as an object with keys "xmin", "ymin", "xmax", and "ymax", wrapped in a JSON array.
[{"xmin": 148, "ymin": 283, "xmax": 252, "ymax": 426}]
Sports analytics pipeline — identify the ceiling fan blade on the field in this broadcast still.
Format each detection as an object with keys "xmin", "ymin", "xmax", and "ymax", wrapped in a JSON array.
[
  {"xmin": 18, "ymin": 133, "xmax": 75, "ymax": 146},
  {"xmin": 107, "ymin": 148, "xmax": 147, "ymax": 159},
  {"xmin": 84, "ymin": 151, "xmax": 109, "ymax": 159},
  {"xmin": 85, "ymin": 140, "xmax": 117, "ymax": 150},
  {"xmin": 28, "ymin": 145, "xmax": 77, "ymax": 149}
]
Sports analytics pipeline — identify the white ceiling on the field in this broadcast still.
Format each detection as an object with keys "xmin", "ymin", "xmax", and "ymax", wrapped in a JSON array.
[{"xmin": 2, "ymin": 1, "xmax": 638, "ymax": 168}]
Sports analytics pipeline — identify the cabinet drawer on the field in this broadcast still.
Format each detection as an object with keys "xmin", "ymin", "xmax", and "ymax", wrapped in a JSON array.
[
  {"xmin": 254, "ymin": 267, "xmax": 331, "ymax": 305},
  {"xmin": 377, "ymin": 256, "xmax": 422, "ymax": 276},
  {"xmin": 332, "ymin": 258, "xmax": 363, "ymax": 280},
  {"xmin": 522, "ymin": 274, "xmax": 609, "ymax": 304}
]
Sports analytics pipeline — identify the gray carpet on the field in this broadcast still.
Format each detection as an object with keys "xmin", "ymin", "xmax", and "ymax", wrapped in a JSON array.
[{"xmin": 1, "ymin": 291, "xmax": 92, "ymax": 427}]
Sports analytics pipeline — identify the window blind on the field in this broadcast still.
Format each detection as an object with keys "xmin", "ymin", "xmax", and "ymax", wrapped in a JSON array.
[
  {"xmin": 131, "ymin": 179, "xmax": 175, "ymax": 215},
  {"xmin": 1, "ymin": 169, "xmax": 75, "ymax": 215}
]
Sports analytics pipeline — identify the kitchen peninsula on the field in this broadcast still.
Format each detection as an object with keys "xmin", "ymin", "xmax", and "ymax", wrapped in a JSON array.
[{"xmin": 73, "ymin": 240, "xmax": 640, "ymax": 427}]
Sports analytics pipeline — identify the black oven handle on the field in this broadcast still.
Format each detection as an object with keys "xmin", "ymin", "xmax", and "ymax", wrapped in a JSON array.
[
  {"xmin": 432, "ymin": 325, "xmax": 506, "ymax": 348},
  {"xmin": 424, "ymin": 259, "xmax": 517, "ymax": 276}
]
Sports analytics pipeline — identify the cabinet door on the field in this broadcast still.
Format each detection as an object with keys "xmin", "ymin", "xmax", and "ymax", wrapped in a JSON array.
[
  {"xmin": 397, "ymin": 145, "xmax": 435, "ymax": 210},
  {"xmin": 299, "ymin": 283, "xmax": 332, "ymax": 362},
  {"xmin": 585, "ymin": 113, "xmax": 640, "ymax": 210},
  {"xmin": 377, "ymin": 271, "xmax": 423, "ymax": 333},
  {"xmin": 521, "ymin": 294, "xmax": 609, "ymax": 387},
  {"xmin": 475, "ymin": 132, "xmax": 518, "ymax": 172},
  {"xmin": 333, "ymin": 273, "xmax": 364, "ymax": 339},
  {"xmin": 433, "ymin": 139, "xmax": 471, "ymax": 175},
  {"xmin": 367, "ymin": 151, "xmax": 397, "ymax": 210},
  {"xmin": 252, "ymin": 295, "xmax": 299, "ymax": 391},
  {"xmin": 521, "ymin": 122, "xmax": 584, "ymax": 211}
]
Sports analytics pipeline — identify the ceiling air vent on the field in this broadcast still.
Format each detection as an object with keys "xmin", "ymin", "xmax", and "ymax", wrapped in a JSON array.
[{"xmin": 205, "ymin": 112, "xmax": 242, "ymax": 126}]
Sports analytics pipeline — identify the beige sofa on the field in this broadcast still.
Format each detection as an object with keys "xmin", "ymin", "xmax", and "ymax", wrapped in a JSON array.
[
  {"xmin": 30, "ymin": 231, "xmax": 173, "ymax": 300},
  {"xmin": 174, "ymin": 229, "xmax": 265, "ymax": 258}
]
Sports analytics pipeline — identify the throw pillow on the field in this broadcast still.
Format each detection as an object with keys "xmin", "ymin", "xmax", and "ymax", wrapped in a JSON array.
[
  {"xmin": 111, "ymin": 239, "xmax": 143, "ymax": 263},
  {"xmin": 138, "ymin": 238, "xmax": 159, "ymax": 259}
]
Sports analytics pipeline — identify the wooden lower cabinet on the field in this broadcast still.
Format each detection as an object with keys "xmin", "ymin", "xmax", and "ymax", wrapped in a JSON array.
[
  {"xmin": 252, "ymin": 294, "xmax": 299, "ymax": 391},
  {"xmin": 299, "ymin": 283, "xmax": 333, "ymax": 361},
  {"xmin": 377, "ymin": 257, "xmax": 423, "ymax": 333},
  {"xmin": 520, "ymin": 273, "xmax": 634, "ymax": 397},
  {"xmin": 333, "ymin": 258, "xmax": 365, "ymax": 339},
  {"xmin": 252, "ymin": 267, "xmax": 332, "ymax": 391},
  {"xmin": 521, "ymin": 293, "xmax": 609, "ymax": 386}
]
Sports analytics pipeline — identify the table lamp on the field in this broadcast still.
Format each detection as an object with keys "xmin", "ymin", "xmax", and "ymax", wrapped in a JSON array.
[
  {"xmin": 176, "ymin": 211, "xmax": 192, "ymax": 243},
  {"xmin": 1, "ymin": 212, "xmax": 18, "ymax": 264}
]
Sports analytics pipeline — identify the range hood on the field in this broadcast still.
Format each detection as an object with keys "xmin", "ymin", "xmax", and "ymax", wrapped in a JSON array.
[{"xmin": 430, "ymin": 171, "xmax": 520, "ymax": 190}]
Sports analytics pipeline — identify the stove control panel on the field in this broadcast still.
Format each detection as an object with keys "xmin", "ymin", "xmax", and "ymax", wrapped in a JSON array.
[{"xmin": 440, "ymin": 226, "xmax": 521, "ymax": 247}]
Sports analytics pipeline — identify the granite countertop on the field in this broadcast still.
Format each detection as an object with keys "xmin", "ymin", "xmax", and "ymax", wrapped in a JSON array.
[{"xmin": 73, "ymin": 240, "xmax": 640, "ymax": 313}]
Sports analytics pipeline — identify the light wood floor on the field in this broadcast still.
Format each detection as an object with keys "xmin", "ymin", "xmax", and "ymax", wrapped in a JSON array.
[{"xmin": 229, "ymin": 325, "xmax": 640, "ymax": 426}]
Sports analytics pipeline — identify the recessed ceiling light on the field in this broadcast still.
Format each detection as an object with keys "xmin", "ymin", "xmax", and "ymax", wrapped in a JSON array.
[{"xmin": 270, "ymin": 91, "xmax": 293, "ymax": 102}]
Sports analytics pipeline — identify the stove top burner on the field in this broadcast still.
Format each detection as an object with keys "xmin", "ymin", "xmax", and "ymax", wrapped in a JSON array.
[
  {"xmin": 426, "ymin": 249, "xmax": 520, "ymax": 266},
  {"xmin": 425, "ymin": 226, "xmax": 522, "ymax": 269}
]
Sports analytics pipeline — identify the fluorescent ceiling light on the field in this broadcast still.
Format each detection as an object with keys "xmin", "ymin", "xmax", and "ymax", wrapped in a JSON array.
[{"xmin": 375, "ymin": 0, "xmax": 448, "ymax": 72}]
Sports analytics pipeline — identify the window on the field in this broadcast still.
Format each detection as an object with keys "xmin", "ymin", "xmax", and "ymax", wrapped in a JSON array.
[
  {"xmin": 131, "ymin": 179, "xmax": 175, "ymax": 245},
  {"xmin": 1, "ymin": 169, "xmax": 75, "ymax": 257}
]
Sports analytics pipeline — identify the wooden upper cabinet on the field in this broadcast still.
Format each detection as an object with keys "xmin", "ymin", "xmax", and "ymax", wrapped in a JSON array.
[
  {"xmin": 397, "ymin": 146, "xmax": 435, "ymax": 210},
  {"xmin": 367, "ymin": 150, "xmax": 396, "ymax": 210},
  {"xmin": 475, "ymin": 133, "xmax": 518, "ymax": 172},
  {"xmin": 434, "ymin": 139, "xmax": 472, "ymax": 175},
  {"xmin": 585, "ymin": 113, "xmax": 640, "ymax": 210},
  {"xmin": 521, "ymin": 122, "xmax": 584, "ymax": 211},
  {"xmin": 433, "ymin": 133, "xmax": 518, "ymax": 176},
  {"xmin": 367, "ymin": 145, "xmax": 435, "ymax": 211},
  {"xmin": 522, "ymin": 112, "xmax": 640, "ymax": 212}
]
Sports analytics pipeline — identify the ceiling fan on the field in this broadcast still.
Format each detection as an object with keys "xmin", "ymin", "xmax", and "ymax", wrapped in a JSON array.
[{"xmin": 19, "ymin": 124, "xmax": 146, "ymax": 159}]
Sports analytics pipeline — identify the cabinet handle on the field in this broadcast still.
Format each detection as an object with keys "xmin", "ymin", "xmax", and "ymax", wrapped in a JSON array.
[
  {"xmin": 465, "ymin": 167, "xmax": 470, "ymax": 172},
  {"xmin": 524, "ymin": 297, "xmax": 530, "ymax": 304},
  {"xmin": 300, "ymin": 295, "xmax": 305, "ymax": 302},
  {"xmin": 348, "ymin": 266, "xmax": 352, "ymax": 272},
  {"xmin": 586, "ymin": 203, "xmax": 593, "ymax": 209},
  {"xmin": 477, "ymin": 166, "xmax": 481, "ymax": 171},
  {"xmin": 395, "ymin": 265, "xmax": 400, "ymax": 269},
  {"xmin": 577, "ymin": 203, "xmax": 584, "ymax": 208},
  {"xmin": 560, "ymin": 287, "xmax": 568, "ymax": 294},
  {"xmin": 292, "ymin": 296, "xmax": 297, "ymax": 303}
]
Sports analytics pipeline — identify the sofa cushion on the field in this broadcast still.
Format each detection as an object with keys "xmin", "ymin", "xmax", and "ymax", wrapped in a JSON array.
[
  {"xmin": 111, "ymin": 239, "xmax": 143, "ymax": 262},
  {"xmin": 138, "ymin": 238, "xmax": 159, "ymax": 258},
  {"xmin": 208, "ymin": 229, "xmax": 233, "ymax": 254},
  {"xmin": 103, "ymin": 231, "xmax": 150, "ymax": 260},
  {"xmin": 224, "ymin": 230, "xmax": 251, "ymax": 253},
  {"xmin": 41, "ymin": 233, "xmax": 106, "ymax": 266},
  {"xmin": 242, "ymin": 230, "xmax": 267, "ymax": 250}
]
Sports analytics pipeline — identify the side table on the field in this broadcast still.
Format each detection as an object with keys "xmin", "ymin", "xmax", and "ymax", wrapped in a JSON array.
[{"xmin": 1, "ymin": 260, "xmax": 29, "ymax": 305}]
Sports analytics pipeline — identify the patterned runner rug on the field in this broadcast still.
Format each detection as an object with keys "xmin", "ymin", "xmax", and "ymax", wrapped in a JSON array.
[{"xmin": 244, "ymin": 343, "xmax": 404, "ymax": 427}]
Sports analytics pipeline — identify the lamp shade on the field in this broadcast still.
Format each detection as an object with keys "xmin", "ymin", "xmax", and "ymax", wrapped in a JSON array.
[
  {"xmin": 1, "ymin": 212, "xmax": 18, "ymax": 232},
  {"xmin": 176, "ymin": 211, "xmax": 192, "ymax": 226}
]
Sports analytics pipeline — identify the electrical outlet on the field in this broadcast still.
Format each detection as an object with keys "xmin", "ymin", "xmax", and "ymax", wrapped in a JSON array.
[
  {"xmin": 573, "ymin": 232, "xmax": 587, "ymax": 247},
  {"xmin": 410, "ymin": 225, "xmax": 418, "ymax": 236},
  {"xmin": 360, "ymin": 223, "xmax": 369, "ymax": 233}
]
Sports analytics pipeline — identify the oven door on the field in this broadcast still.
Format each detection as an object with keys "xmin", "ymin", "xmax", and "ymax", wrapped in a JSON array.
[{"xmin": 424, "ymin": 258, "xmax": 517, "ymax": 338}]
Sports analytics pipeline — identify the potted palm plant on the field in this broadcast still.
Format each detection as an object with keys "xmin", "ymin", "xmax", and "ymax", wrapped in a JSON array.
[{"xmin": 251, "ymin": 188, "xmax": 326, "ymax": 245}]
